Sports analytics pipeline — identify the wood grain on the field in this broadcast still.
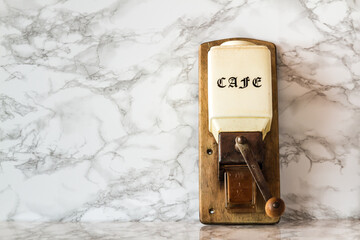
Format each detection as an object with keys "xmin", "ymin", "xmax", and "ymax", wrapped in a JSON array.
[{"xmin": 198, "ymin": 38, "xmax": 280, "ymax": 224}]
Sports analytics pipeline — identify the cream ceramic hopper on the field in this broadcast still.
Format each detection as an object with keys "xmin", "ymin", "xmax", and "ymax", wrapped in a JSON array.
[{"xmin": 208, "ymin": 40, "xmax": 272, "ymax": 143}]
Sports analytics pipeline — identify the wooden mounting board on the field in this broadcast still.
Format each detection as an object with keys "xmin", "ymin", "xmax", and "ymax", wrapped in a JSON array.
[{"xmin": 198, "ymin": 38, "xmax": 280, "ymax": 224}]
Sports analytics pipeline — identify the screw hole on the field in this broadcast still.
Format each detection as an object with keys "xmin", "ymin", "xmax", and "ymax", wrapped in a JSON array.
[
  {"xmin": 207, "ymin": 149, "xmax": 213, "ymax": 155},
  {"xmin": 209, "ymin": 208, "xmax": 215, "ymax": 214}
]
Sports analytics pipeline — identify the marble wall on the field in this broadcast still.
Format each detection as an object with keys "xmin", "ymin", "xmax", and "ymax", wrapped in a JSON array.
[{"xmin": 0, "ymin": 0, "xmax": 359, "ymax": 221}]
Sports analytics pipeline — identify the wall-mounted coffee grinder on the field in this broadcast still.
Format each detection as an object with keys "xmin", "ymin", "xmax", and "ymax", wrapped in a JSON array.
[{"xmin": 198, "ymin": 38, "xmax": 285, "ymax": 224}]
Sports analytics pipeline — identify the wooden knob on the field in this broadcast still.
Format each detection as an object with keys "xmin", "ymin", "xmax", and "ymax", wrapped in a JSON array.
[{"xmin": 265, "ymin": 197, "xmax": 285, "ymax": 218}]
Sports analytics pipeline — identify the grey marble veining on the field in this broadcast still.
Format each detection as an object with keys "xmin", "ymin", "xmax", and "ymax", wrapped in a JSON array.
[
  {"xmin": 0, "ymin": 0, "xmax": 359, "ymax": 221},
  {"xmin": 0, "ymin": 220, "xmax": 359, "ymax": 240}
]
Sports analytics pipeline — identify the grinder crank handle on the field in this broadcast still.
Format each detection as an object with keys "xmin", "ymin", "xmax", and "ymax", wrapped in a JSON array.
[{"xmin": 235, "ymin": 136, "xmax": 285, "ymax": 218}]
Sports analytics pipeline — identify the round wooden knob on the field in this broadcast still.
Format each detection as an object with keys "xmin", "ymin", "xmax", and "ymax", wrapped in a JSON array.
[{"xmin": 265, "ymin": 197, "xmax": 285, "ymax": 218}]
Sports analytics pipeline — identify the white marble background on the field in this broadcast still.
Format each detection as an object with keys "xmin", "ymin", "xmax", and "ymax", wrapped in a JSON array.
[{"xmin": 0, "ymin": 0, "xmax": 359, "ymax": 221}]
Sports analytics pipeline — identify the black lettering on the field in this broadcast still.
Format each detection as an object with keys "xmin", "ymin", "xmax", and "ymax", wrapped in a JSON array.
[
  {"xmin": 228, "ymin": 77, "xmax": 237, "ymax": 88},
  {"xmin": 252, "ymin": 77, "xmax": 262, "ymax": 88},
  {"xmin": 239, "ymin": 77, "xmax": 250, "ymax": 89},
  {"xmin": 217, "ymin": 77, "xmax": 226, "ymax": 88}
]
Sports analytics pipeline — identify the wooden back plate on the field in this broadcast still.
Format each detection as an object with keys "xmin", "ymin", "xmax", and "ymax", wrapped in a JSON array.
[{"xmin": 199, "ymin": 38, "xmax": 280, "ymax": 224}]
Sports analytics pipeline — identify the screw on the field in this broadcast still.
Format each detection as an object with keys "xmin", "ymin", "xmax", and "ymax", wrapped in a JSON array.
[
  {"xmin": 236, "ymin": 136, "xmax": 247, "ymax": 144},
  {"xmin": 209, "ymin": 208, "xmax": 215, "ymax": 214}
]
